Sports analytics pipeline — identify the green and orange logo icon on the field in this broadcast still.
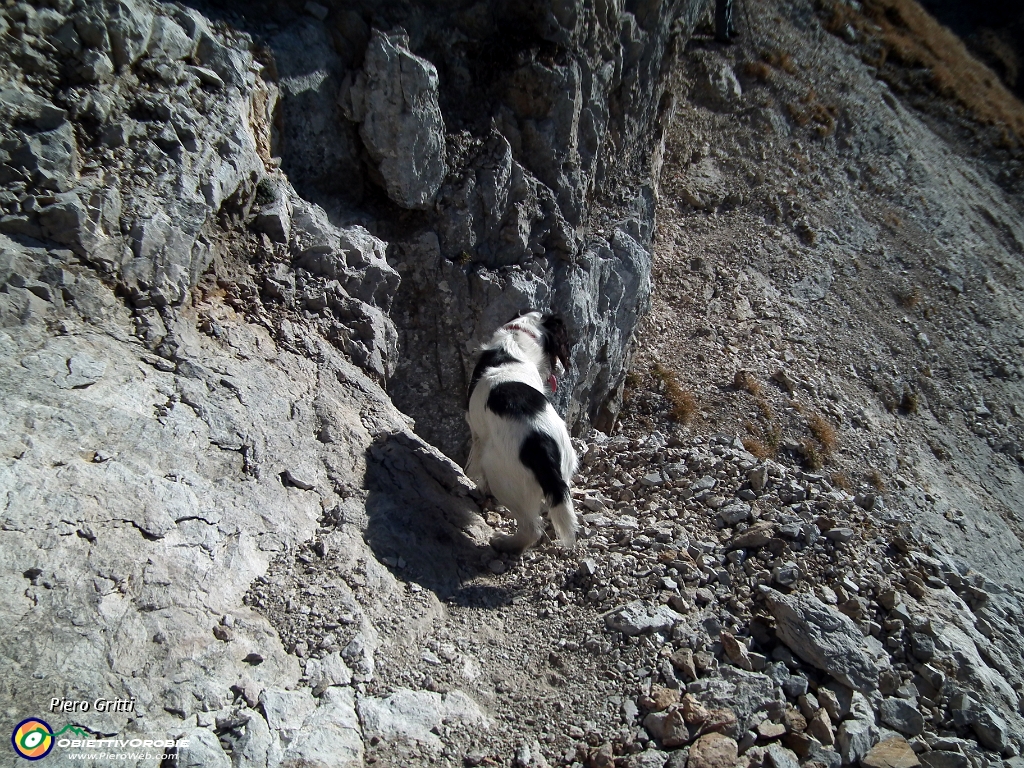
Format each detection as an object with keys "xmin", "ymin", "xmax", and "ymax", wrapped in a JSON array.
[{"xmin": 11, "ymin": 718, "xmax": 54, "ymax": 760}]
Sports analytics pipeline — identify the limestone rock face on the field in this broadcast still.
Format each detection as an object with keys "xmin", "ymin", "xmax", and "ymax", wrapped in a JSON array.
[
  {"xmin": 0, "ymin": 230, "xmax": 414, "ymax": 748},
  {"xmin": 0, "ymin": 4, "xmax": 269, "ymax": 307},
  {"xmin": 357, "ymin": 688, "xmax": 490, "ymax": 753}
]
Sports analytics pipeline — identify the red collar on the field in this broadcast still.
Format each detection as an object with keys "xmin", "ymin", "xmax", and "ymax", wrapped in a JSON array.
[{"xmin": 503, "ymin": 322, "xmax": 540, "ymax": 342}]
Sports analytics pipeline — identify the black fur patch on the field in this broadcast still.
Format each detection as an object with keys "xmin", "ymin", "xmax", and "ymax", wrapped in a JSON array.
[
  {"xmin": 486, "ymin": 381, "xmax": 548, "ymax": 419},
  {"xmin": 541, "ymin": 314, "xmax": 571, "ymax": 372},
  {"xmin": 519, "ymin": 431, "xmax": 568, "ymax": 506},
  {"xmin": 468, "ymin": 347, "xmax": 518, "ymax": 400}
]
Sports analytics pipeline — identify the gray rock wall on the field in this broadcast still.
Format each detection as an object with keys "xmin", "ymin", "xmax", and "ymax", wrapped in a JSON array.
[
  {"xmin": 179, "ymin": 0, "xmax": 708, "ymax": 456},
  {"xmin": 336, "ymin": 0, "xmax": 708, "ymax": 458},
  {"xmin": 0, "ymin": 0, "xmax": 708, "ymax": 459}
]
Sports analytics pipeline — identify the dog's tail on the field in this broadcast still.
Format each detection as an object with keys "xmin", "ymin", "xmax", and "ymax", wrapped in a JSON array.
[
  {"xmin": 520, "ymin": 431, "xmax": 578, "ymax": 546},
  {"xmin": 548, "ymin": 496, "xmax": 578, "ymax": 547}
]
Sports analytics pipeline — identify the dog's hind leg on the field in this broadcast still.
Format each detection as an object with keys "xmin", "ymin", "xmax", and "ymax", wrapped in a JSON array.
[
  {"xmin": 519, "ymin": 431, "xmax": 576, "ymax": 547},
  {"xmin": 490, "ymin": 506, "xmax": 544, "ymax": 553}
]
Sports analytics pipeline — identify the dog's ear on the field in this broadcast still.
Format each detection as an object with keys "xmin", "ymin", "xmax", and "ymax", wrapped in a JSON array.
[{"xmin": 541, "ymin": 314, "xmax": 571, "ymax": 373}]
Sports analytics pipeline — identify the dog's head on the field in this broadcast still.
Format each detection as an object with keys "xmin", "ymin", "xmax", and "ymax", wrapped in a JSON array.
[{"xmin": 502, "ymin": 310, "xmax": 572, "ymax": 379}]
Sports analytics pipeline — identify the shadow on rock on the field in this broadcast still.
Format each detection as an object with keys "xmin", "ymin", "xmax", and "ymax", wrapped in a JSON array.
[
  {"xmin": 364, "ymin": 431, "xmax": 494, "ymax": 598},
  {"xmin": 446, "ymin": 584, "xmax": 513, "ymax": 609}
]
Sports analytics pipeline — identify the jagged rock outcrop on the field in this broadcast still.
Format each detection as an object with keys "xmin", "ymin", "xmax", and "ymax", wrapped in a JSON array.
[
  {"xmin": 0, "ymin": 0, "xmax": 399, "ymax": 376},
  {"xmin": 260, "ymin": 0, "xmax": 706, "ymax": 458},
  {"xmin": 1, "ymin": 0, "xmax": 267, "ymax": 303},
  {"xmin": 340, "ymin": 28, "xmax": 447, "ymax": 210}
]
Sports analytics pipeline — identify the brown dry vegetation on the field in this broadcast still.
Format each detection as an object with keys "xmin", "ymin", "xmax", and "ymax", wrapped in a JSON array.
[
  {"xmin": 653, "ymin": 363, "xmax": 698, "ymax": 424},
  {"xmin": 807, "ymin": 412, "xmax": 839, "ymax": 456},
  {"xmin": 733, "ymin": 369, "xmax": 762, "ymax": 396},
  {"xmin": 786, "ymin": 87, "xmax": 839, "ymax": 137},
  {"xmin": 742, "ymin": 60, "xmax": 773, "ymax": 83},
  {"xmin": 831, "ymin": 472, "xmax": 854, "ymax": 491},
  {"xmin": 742, "ymin": 437, "xmax": 772, "ymax": 460},
  {"xmin": 818, "ymin": 0, "xmax": 1024, "ymax": 142},
  {"xmin": 743, "ymin": 416, "xmax": 782, "ymax": 460},
  {"xmin": 799, "ymin": 438, "xmax": 825, "ymax": 470},
  {"xmin": 764, "ymin": 50, "xmax": 799, "ymax": 75},
  {"xmin": 896, "ymin": 286, "xmax": 922, "ymax": 309},
  {"xmin": 865, "ymin": 468, "xmax": 887, "ymax": 490}
]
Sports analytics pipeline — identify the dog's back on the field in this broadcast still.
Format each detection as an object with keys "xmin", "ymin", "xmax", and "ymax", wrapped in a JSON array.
[{"xmin": 466, "ymin": 315, "xmax": 578, "ymax": 551}]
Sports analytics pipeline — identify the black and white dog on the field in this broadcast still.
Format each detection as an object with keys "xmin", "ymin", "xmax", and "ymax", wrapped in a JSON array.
[{"xmin": 466, "ymin": 311, "xmax": 578, "ymax": 552}]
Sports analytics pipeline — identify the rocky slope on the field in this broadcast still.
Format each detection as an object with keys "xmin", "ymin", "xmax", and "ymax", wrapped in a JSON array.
[{"xmin": 2, "ymin": 0, "xmax": 1024, "ymax": 767}]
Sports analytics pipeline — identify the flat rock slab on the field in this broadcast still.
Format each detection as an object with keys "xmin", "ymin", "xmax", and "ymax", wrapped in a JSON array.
[
  {"xmin": 357, "ymin": 688, "xmax": 489, "ymax": 752},
  {"xmin": 283, "ymin": 687, "xmax": 363, "ymax": 767},
  {"xmin": 688, "ymin": 732, "xmax": 739, "ymax": 768},
  {"xmin": 259, "ymin": 688, "xmax": 316, "ymax": 734},
  {"xmin": 763, "ymin": 588, "xmax": 880, "ymax": 691},
  {"xmin": 605, "ymin": 600, "xmax": 685, "ymax": 636},
  {"xmin": 863, "ymin": 737, "xmax": 921, "ymax": 768},
  {"xmin": 728, "ymin": 522, "xmax": 775, "ymax": 550},
  {"xmin": 880, "ymin": 698, "xmax": 925, "ymax": 736}
]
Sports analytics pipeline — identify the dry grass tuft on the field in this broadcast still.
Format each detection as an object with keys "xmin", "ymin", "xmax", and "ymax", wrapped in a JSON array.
[
  {"xmin": 753, "ymin": 396, "xmax": 775, "ymax": 421},
  {"xmin": 764, "ymin": 50, "xmax": 799, "ymax": 75},
  {"xmin": 799, "ymin": 438, "xmax": 825, "ymax": 470},
  {"xmin": 818, "ymin": 0, "xmax": 1024, "ymax": 142},
  {"xmin": 896, "ymin": 286, "xmax": 922, "ymax": 309},
  {"xmin": 786, "ymin": 88, "xmax": 839, "ymax": 136},
  {"xmin": 793, "ymin": 411, "xmax": 838, "ymax": 469},
  {"xmin": 883, "ymin": 211, "xmax": 904, "ymax": 229},
  {"xmin": 743, "ymin": 438, "xmax": 772, "ymax": 460},
  {"xmin": 733, "ymin": 369, "xmax": 762, "ymax": 396},
  {"xmin": 865, "ymin": 468, "xmax": 886, "ymax": 491},
  {"xmin": 653, "ymin": 363, "xmax": 697, "ymax": 424},
  {"xmin": 899, "ymin": 389, "xmax": 919, "ymax": 414},
  {"xmin": 807, "ymin": 412, "xmax": 839, "ymax": 456},
  {"xmin": 742, "ymin": 61, "xmax": 773, "ymax": 82},
  {"xmin": 744, "ymin": 418, "xmax": 782, "ymax": 459},
  {"xmin": 831, "ymin": 472, "xmax": 853, "ymax": 491}
]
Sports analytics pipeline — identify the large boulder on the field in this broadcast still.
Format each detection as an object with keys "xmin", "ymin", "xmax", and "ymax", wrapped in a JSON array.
[{"xmin": 763, "ymin": 588, "xmax": 881, "ymax": 692}]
